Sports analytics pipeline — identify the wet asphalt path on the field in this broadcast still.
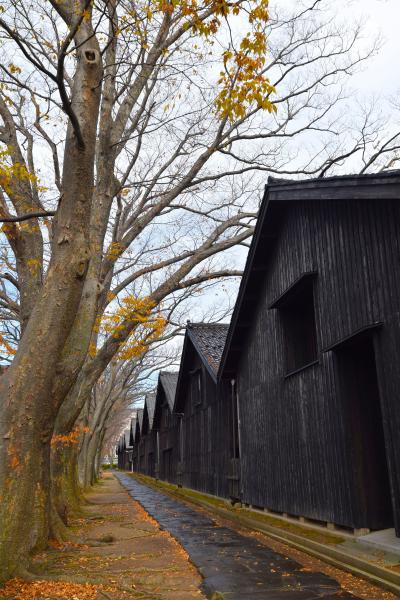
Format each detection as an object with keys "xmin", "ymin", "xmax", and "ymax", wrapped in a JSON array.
[{"xmin": 115, "ymin": 472, "xmax": 359, "ymax": 599}]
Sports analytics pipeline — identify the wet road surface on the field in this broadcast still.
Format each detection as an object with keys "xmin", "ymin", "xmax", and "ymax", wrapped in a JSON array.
[{"xmin": 116, "ymin": 473, "xmax": 359, "ymax": 599}]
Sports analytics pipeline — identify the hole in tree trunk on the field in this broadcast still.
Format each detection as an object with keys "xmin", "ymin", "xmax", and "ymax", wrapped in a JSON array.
[{"xmin": 84, "ymin": 50, "xmax": 97, "ymax": 62}]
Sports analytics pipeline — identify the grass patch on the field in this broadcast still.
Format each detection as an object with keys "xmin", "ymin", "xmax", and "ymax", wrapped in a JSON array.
[
  {"xmin": 131, "ymin": 473, "xmax": 227, "ymax": 510},
  {"xmin": 237, "ymin": 507, "xmax": 345, "ymax": 545},
  {"xmin": 388, "ymin": 564, "xmax": 400, "ymax": 572}
]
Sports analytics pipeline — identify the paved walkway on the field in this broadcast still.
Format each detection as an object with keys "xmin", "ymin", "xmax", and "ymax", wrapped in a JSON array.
[
  {"xmin": 1, "ymin": 472, "xmax": 205, "ymax": 600},
  {"xmin": 116, "ymin": 473, "xmax": 361, "ymax": 600}
]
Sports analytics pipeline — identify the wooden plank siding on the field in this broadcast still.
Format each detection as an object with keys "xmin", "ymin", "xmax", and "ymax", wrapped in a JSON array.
[
  {"xmin": 125, "ymin": 373, "xmax": 181, "ymax": 483},
  {"xmin": 155, "ymin": 373, "xmax": 181, "ymax": 484},
  {"xmin": 134, "ymin": 409, "xmax": 146, "ymax": 474},
  {"xmin": 220, "ymin": 171, "xmax": 400, "ymax": 535},
  {"xmin": 118, "ymin": 172, "xmax": 400, "ymax": 537},
  {"xmin": 175, "ymin": 324, "xmax": 238, "ymax": 500},
  {"xmin": 142, "ymin": 397, "xmax": 157, "ymax": 479}
]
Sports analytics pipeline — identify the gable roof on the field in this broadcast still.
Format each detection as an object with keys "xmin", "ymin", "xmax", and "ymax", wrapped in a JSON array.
[
  {"xmin": 134, "ymin": 412, "xmax": 142, "ymax": 443},
  {"xmin": 137, "ymin": 408, "xmax": 144, "ymax": 433},
  {"xmin": 129, "ymin": 416, "xmax": 137, "ymax": 446},
  {"xmin": 144, "ymin": 392, "xmax": 157, "ymax": 430},
  {"xmin": 159, "ymin": 371, "xmax": 179, "ymax": 411},
  {"xmin": 174, "ymin": 322, "xmax": 230, "ymax": 412},
  {"xmin": 219, "ymin": 170, "xmax": 400, "ymax": 378},
  {"xmin": 187, "ymin": 322, "xmax": 229, "ymax": 380},
  {"xmin": 124, "ymin": 428, "xmax": 131, "ymax": 448},
  {"xmin": 152, "ymin": 371, "xmax": 179, "ymax": 430}
]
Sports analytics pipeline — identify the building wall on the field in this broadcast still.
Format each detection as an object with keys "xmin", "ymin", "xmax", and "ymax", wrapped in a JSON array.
[
  {"xmin": 137, "ymin": 436, "xmax": 146, "ymax": 474},
  {"xmin": 132, "ymin": 445, "xmax": 138, "ymax": 472},
  {"xmin": 158, "ymin": 399, "xmax": 180, "ymax": 484},
  {"xmin": 117, "ymin": 447, "xmax": 124, "ymax": 469},
  {"xmin": 143, "ymin": 431, "xmax": 156, "ymax": 477},
  {"xmin": 236, "ymin": 197, "xmax": 400, "ymax": 532},
  {"xmin": 180, "ymin": 352, "xmax": 235, "ymax": 499}
]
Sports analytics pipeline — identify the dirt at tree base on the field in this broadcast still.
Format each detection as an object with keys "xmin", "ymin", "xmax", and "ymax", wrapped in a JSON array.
[{"xmin": 0, "ymin": 472, "xmax": 205, "ymax": 600}]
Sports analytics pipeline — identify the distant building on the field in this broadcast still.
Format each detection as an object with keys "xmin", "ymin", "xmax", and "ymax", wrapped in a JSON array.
[{"xmin": 174, "ymin": 323, "xmax": 236, "ymax": 498}]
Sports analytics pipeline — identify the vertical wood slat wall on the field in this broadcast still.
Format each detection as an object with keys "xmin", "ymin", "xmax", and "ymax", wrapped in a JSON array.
[
  {"xmin": 236, "ymin": 197, "xmax": 400, "ymax": 532},
  {"xmin": 121, "ymin": 175, "xmax": 400, "ymax": 536}
]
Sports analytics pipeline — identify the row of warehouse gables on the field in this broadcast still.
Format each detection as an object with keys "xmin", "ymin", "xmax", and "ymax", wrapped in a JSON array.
[{"xmin": 117, "ymin": 170, "xmax": 400, "ymax": 538}]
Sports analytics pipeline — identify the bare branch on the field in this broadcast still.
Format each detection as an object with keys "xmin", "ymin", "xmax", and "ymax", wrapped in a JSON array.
[{"xmin": 0, "ymin": 211, "xmax": 56, "ymax": 223}]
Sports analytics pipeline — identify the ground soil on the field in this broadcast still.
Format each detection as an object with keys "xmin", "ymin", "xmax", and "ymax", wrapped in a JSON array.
[{"xmin": 0, "ymin": 472, "xmax": 206, "ymax": 600}]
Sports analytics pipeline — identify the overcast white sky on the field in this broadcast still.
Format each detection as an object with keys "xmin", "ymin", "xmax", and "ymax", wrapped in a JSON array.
[{"xmin": 340, "ymin": 0, "xmax": 400, "ymax": 95}]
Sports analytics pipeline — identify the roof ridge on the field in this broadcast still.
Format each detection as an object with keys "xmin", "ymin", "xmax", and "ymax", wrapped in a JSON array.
[
  {"xmin": 267, "ymin": 169, "xmax": 400, "ymax": 187},
  {"xmin": 188, "ymin": 321, "xmax": 230, "ymax": 328}
]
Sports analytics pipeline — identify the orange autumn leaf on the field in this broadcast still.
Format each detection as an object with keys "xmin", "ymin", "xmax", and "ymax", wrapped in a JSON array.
[
  {"xmin": 51, "ymin": 425, "xmax": 90, "ymax": 447},
  {"xmin": 10, "ymin": 455, "xmax": 19, "ymax": 469},
  {"xmin": 0, "ymin": 578, "xmax": 116, "ymax": 600}
]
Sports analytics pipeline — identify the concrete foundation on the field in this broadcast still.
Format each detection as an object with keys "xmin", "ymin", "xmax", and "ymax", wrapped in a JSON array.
[{"xmin": 357, "ymin": 528, "xmax": 400, "ymax": 556}]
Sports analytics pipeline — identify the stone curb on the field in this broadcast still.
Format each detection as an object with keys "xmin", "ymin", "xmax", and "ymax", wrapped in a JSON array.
[{"xmin": 128, "ymin": 473, "xmax": 400, "ymax": 597}]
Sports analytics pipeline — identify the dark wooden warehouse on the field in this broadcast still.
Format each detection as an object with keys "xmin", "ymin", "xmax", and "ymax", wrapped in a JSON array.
[
  {"xmin": 129, "ymin": 416, "xmax": 137, "ymax": 472},
  {"xmin": 219, "ymin": 170, "xmax": 400, "ymax": 536},
  {"xmin": 174, "ymin": 322, "xmax": 238, "ymax": 499},
  {"xmin": 138, "ymin": 393, "xmax": 156, "ymax": 477},
  {"xmin": 153, "ymin": 371, "xmax": 180, "ymax": 483},
  {"xmin": 122, "ymin": 376, "xmax": 180, "ymax": 481},
  {"xmin": 116, "ymin": 428, "xmax": 132, "ymax": 471},
  {"xmin": 116, "ymin": 437, "xmax": 124, "ymax": 470},
  {"xmin": 135, "ymin": 409, "xmax": 145, "ymax": 473}
]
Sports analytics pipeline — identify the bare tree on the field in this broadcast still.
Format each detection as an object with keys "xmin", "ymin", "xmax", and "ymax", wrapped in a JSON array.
[{"xmin": 81, "ymin": 340, "xmax": 179, "ymax": 486}]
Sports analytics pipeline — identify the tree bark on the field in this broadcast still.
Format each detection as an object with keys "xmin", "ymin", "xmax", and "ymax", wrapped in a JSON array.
[
  {"xmin": 50, "ymin": 374, "xmax": 92, "ymax": 519},
  {"xmin": 51, "ymin": 442, "xmax": 83, "ymax": 530},
  {"xmin": 79, "ymin": 429, "xmax": 99, "ymax": 488},
  {"xmin": 0, "ymin": 26, "xmax": 102, "ymax": 581}
]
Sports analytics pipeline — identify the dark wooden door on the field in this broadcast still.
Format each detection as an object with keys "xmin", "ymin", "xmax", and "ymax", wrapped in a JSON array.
[
  {"xmin": 148, "ymin": 452, "xmax": 155, "ymax": 477},
  {"xmin": 336, "ymin": 335, "xmax": 393, "ymax": 530},
  {"xmin": 163, "ymin": 449, "xmax": 173, "ymax": 482}
]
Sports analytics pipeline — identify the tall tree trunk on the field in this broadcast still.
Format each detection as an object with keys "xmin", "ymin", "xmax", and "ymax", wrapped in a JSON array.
[
  {"xmin": 94, "ymin": 428, "xmax": 106, "ymax": 482},
  {"xmin": 0, "ymin": 28, "xmax": 102, "ymax": 582},
  {"xmin": 0, "ymin": 413, "xmax": 52, "ymax": 579},
  {"xmin": 78, "ymin": 431, "xmax": 91, "ymax": 488},
  {"xmin": 51, "ymin": 442, "xmax": 83, "ymax": 531},
  {"xmin": 50, "ymin": 385, "xmax": 92, "ymax": 523},
  {"xmin": 82, "ymin": 431, "xmax": 100, "ymax": 487},
  {"xmin": 94, "ymin": 443, "xmax": 103, "ymax": 482}
]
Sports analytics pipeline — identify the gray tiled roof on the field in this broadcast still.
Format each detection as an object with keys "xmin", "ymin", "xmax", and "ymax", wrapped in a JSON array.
[
  {"xmin": 188, "ymin": 323, "xmax": 230, "ymax": 376},
  {"xmin": 145, "ymin": 392, "xmax": 157, "ymax": 429},
  {"xmin": 159, "ymin": 371, "xmax": 179, "ymax": 411}
]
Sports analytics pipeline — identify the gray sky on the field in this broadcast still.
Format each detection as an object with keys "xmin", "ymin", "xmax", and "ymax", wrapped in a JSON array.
[{"xmin": 342, "ymin": 0, "xmax": 400, "ymax": 95}]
